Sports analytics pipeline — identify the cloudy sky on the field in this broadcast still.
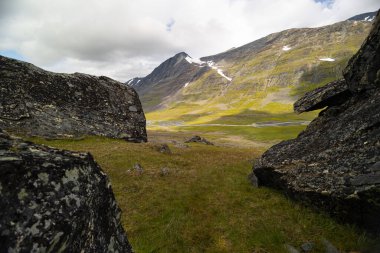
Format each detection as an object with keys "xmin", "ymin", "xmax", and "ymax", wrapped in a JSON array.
[{"xmin": 0, "ymin": 0, "xmax": 379, "ymax": 81}]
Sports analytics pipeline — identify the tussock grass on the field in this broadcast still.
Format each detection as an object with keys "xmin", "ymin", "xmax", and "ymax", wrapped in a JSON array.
[{"xmin": 30, "ymin": 131, "xmax": 376, "ymax": 253}]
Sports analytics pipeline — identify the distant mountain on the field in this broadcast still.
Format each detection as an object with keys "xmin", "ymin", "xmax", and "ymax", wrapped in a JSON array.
[
  {"xmin": 126, "ymin": 13, "xmax": 373, "ymax": 125},
  {"xmin": 347, "ymin": 11, "xmax": 377, "ymax": 21},
  {"xmin": 126, "ymin": 52, "xmax": 209, "ymax": 109}
]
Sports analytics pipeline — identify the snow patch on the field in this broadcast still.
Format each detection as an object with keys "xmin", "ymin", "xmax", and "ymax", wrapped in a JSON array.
[
  {"xmin": 319, "ymin": 58, "xmax": 335, "ymax": 62},
  {"xmin": 364, "ymin": 16, "xmax": 374, "ymax": 22},
  {"xmin": 185, "ymin": 56, "xmax": 203, "ymax": 65},
  {"xmin": 185, "ymin": 56, "xmax": 232, "ymax": 82},
  {"xmin": 184, "ymin": 82, "xmax": 190, "ymax": 87},
  {"xmin": 282, "ymin": 45, "xmax": 291, "ymax": 51},
  {"xmin": 136, "ymin": 80, "xmax": 141, "ymax": 84},
  {"xmin": 217, "ymin": 69, "xmax": 232, "ymax": 81}
]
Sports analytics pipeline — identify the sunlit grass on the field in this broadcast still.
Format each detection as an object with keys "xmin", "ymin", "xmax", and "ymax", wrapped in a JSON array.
[{"xmin": 29, "ymin": 131, "xmax": 376, "ymax": 253}]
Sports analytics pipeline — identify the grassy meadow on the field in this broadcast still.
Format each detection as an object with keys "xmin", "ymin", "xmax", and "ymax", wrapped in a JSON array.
[
  {"xmin": 29, "ymin": 129, "xmax": 377, "ymax": 253},
  {"xmin": 22, "ymin": 24, "xmax": 376, "ymax": 251}
]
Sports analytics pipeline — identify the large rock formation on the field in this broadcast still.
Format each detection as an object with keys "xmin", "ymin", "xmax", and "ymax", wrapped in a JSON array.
[
  {"xmin": 0, "ymin": 56, "xmax": 147, "ymax": 142},
  {"xmin": 0, "ymin": 129, "xmax": 133, "ymax": 252},
  {"xmin": 252, "ymin": 11, "xmax": 380, "ymax": 233}
]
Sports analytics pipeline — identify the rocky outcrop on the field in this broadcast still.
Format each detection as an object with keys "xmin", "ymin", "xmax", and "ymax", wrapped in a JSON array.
[
  {"xmin": 293, "ymin": 79, "xmax": 351, "ymax": 113},
  {"xmin": 0, "ymin": 129, "xmax": 133, "ymax": 252},
  {"xmin": 252, "ymin": 11, "xmax": 380, "ymax": 233},
  {"xmin": 0, "ymin": 56, "xmax": 147, "ymax": 142}
]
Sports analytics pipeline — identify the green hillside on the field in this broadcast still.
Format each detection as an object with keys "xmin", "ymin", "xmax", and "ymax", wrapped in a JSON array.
[{"xmin": 139, "ymin": 20, "xmax": 371, "ymax": 137}]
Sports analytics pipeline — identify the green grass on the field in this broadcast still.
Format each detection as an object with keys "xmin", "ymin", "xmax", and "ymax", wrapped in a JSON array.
[
  {"xmin": 208, "ymin": 110, "xmax": 318, "ymax": 125},
  {"xmin": 176, "ymin": 125, "xmax": 307, "ymax": 142},
  {"xmin": 29, "ymin": 131, "xmax": 376, "ymax": 253}
]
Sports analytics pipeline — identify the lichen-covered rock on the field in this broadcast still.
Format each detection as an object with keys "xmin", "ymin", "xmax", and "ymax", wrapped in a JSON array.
[
  {"xmin": 0, "ymin": 129, "xmax": 133, "ymax": 252},
  {"xmin": 253, "ymin": 11, "xmax": 380, "ymax": 234},
  {"xmin": 293, "ymin": 79, "xmax": 351, "ymax": 113},
  {"xmin": 0, "ymin": 56, "xmax": 147, "ymax": 142}
]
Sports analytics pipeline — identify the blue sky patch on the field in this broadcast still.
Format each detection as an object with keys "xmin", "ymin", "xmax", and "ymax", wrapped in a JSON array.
[
  {"xmin": 314, "ymin": 0, "xmax": 334, "ymax": 7},
  {"xmin": 0, "ymin": 49, "xmax": 26, "ymax": 61}
]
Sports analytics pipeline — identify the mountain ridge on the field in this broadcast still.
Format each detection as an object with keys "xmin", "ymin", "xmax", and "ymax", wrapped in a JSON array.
[
  {"xmin": 347, "ymin": 11, "xmax": 377, "ymax": 21},
  {"xmin": 127, "ymin": 16, "xmax": 373, "ymax": 127}
]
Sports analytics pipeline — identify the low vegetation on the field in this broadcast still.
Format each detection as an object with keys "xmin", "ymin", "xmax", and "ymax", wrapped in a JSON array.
[{"xmin": 30, "ymin": 130, "xmax": 376, "ymax": 253}]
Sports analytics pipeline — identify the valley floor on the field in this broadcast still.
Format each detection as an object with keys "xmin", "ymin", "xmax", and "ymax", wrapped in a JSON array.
[{"xmin": 30, "ymin": 130, "xmax": 377, "ymax": 253}]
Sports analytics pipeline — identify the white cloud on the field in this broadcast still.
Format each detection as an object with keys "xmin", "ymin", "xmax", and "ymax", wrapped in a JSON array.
[{"xmin": 0, "ymin": 0, "xmax": 379, "ymax": 81}]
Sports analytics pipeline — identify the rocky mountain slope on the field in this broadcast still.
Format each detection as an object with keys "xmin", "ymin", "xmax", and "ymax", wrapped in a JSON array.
[
  {"xmin": 0, "ymin": 56, "xmax": 147, "ymax": 142},
  {"xmin": 0, "ymin": 129, "xmax": 133, "ymax": 252},
  {"xmin": 127, "ymin": 52, "xmax": 209, "ymax": 110},
  {"xmin": 253, "ymin": 11, "xmax": 380, "ymax": 234},
  {"xmin": 128, "ymin": 14, "xmax": 373, "ymax": 126}
]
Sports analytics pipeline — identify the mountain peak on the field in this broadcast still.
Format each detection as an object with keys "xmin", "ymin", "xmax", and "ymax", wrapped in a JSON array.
[{"xmin": 174, "ymin": 52, "xmax": 189, "ymax": 58}]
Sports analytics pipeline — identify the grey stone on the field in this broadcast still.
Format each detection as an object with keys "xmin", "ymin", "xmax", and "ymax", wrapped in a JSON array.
[
  {"xmin": 0, "ymin": 129, "xmax": 133, "ymax": 252},
  {"xmin": 154, "ymin": 144, "xmax": 172, "ymax": 154},
  {"xmin": 133, "ymin": 163, "xmax": 144, "ymax": 175},
  {"xmin": 160, "ymin": 167, "xmax": 170, "ymax": 176},
  {"xmin": 300, "ymin": 242, "xmax": 314, "ymax": 252},
  {"xmin": 0, "ymin": 56, "xmax": 147, "ymax": 142}
]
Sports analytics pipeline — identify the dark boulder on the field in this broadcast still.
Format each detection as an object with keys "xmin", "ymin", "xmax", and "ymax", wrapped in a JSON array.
[
  {"xmin": 0, "ymin": 129, "xmax": 133, "ymax": 252},
  {"xmin": 185, "ymin": 135, "xmax": 214, "ymax": 145},
  {"xmin": 253, "ymin": 11, "xmax": 380, "ymax": 233},
  {"xmin": 0, "ymin": 56, "xmax": 147, "ymax": 142}
]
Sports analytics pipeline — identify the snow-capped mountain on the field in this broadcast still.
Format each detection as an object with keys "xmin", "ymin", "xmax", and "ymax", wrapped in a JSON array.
[
  {"xmin": 126, "ymin": 11, "xmax": 376, "ymax": 113},
  {"xmin": 125, "ymin": 52, "xmax": 211, "ymax": 109}
]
